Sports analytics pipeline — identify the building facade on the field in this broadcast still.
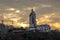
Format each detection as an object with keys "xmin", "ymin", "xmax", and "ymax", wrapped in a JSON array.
[
  {"xmin": 27, "ymin": 9, "xmax": 51, "ymax": 32},
  {"xmin": 37, "ymin": 24, "xmax": 51, "ymax": 32}
]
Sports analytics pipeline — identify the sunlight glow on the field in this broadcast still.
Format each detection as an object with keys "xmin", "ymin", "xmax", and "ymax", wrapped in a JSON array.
[
  {"xmin": 20, "ymin": 23, "xmax": 28, "ymax": 28},
  {"xmin": 41, "ymin": 4, "xmax": 52, "ymax": 7},
  {"xmin": 10, "ymin": 18, "xmax": 18, "ymax": 22},
  {"xmin": 15, "ymin": 10, "xmax": 20, "ymax": 13},
  {"xmin": 45, "ymin": 16, "xmax": 49, "ymax": 18},
  {"xmin": 10, "ymin": 8, "xmax": 15, "ymax": 11},
  {"xmin": 54, "ymin": 23, "xmax": 60, "ymax": 28},
  {"xmin": 3, "ymin": 16, "xmax": 7, "ymax": 19},
  {"xmin": 6, "ymin": 8, "xmax": 15, "ymax": 11}
]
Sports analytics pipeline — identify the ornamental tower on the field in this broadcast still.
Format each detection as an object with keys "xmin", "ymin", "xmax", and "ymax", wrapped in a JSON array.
[{"xmin": 29, "ymin": 9, "xmax": 36, "ymax": 28}]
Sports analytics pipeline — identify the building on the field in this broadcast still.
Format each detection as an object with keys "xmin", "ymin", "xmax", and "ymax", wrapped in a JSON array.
[
  {"xmin": 0, "ymin": 23, "xmax": 8, "ymax": 38},
  {"xmin": 0, "ymin": 20, "xmax": 14, "ymax": 38},
  {"xmin": 37, "ymin": 24, "xmax": 51, "ymax": 32},
  {"xmin": 29, "ymin": 9, "xmax": 36, "ymax": 28},
  {"xmin": 26, "ymin": 9, "xmax": 51, "ymax": 32},
  {"xmin": 27, "ymin": 9, "xmax": 36, "ymax": 32}
]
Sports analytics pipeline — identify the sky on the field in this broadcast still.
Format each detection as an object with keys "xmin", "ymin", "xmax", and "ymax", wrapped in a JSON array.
[{"xmin": 0, "ymin": 0, "xmax": 60, "ymax": 29}]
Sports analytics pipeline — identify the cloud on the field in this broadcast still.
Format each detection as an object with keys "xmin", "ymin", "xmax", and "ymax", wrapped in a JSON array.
[
  {"xmin": 0, "ymin": 0, "xmax": 60, "ymax": 29},
  {"xmin": 41, "ymin": 4, "xmax": 52, "ymax": 8}
]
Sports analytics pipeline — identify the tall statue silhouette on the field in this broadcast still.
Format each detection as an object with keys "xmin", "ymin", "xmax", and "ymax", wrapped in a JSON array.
[{"xmin": 29, "ymin": 9, "xmax": 36, "ymax": 28}]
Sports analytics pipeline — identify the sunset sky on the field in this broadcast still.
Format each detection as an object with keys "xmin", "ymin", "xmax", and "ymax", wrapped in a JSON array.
[{"xmin": 0, "ymin": 0, "xmax": 60, "ymax": 29}]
